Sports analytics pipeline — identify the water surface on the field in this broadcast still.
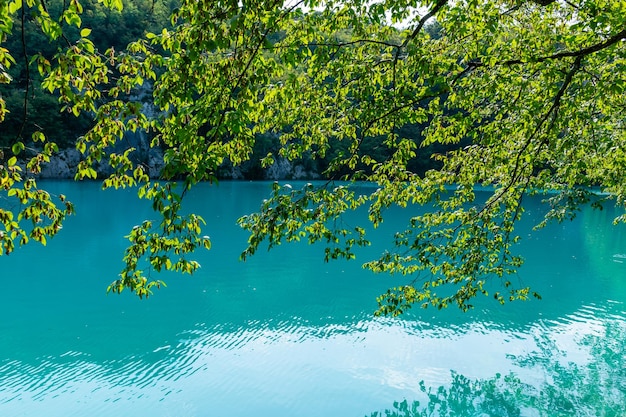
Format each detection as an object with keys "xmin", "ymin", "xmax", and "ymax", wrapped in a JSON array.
[{"xmin": 0, "ymin": 181, "xmax": 624, "ymax": 416}]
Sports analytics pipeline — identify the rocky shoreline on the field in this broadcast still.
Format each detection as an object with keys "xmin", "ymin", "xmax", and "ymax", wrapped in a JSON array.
[{"xmin": 35, "ymin": 145, "xmax": 320, "ymax": 181}]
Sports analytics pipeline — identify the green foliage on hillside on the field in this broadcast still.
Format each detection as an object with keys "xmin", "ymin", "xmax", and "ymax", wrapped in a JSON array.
[
  {"xmin": 0, "ymin": 0, "xmax": 174, "ymax": 149},
  {"xmin": 1, "ymin": 0, "xmax": 625, "ymax": 310}
]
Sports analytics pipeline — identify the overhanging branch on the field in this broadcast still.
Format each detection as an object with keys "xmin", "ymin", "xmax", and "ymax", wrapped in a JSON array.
[{"xmin": 502, "ymin": 28, "xmax": 626, "ymax": 67}]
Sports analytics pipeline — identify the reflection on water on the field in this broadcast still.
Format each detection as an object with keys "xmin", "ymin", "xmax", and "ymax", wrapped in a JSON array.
[
  {"xmin": 370, "ymin": 304, "xmax": 626, "ymax": 417},
  {"xmin": 0, "ymin": 181, "xmax": 625, "ymax": 416}
]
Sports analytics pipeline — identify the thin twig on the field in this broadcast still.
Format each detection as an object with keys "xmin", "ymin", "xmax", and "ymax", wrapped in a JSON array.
[{"xmin": 15, "ymin": 3, "xmax": 30, "ymax": 142}]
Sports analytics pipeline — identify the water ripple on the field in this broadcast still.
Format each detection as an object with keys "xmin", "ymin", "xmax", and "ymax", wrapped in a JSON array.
[
  {"xmin": 0, "ymin": 303, "xmax": 624, "ymax": 416},
  {"xmin": 2, "ymin": 301, "xmax": 625, "ymax": 416}
]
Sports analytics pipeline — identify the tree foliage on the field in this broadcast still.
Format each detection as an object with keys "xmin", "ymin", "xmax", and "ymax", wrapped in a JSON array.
[{"xmin": 0, "ymin": 0, "xmax": 625, "ymax": 309}]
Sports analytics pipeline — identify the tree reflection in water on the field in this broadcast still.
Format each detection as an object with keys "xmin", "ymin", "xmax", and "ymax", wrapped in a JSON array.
[{"xmin": 369, "ymin": 318, "xmax": 625, "ymax": 417}]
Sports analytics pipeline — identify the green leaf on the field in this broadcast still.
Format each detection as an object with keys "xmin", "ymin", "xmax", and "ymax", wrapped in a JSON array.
[
  {"xmin": 8, "ymin": 0, "xmax": 21, "ymax": 14},
  {"xmin": 11, "ymin": 142, "xmax": 24, "ymax": 155}
]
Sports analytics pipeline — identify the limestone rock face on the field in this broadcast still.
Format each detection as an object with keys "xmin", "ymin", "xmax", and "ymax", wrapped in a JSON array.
[
  {"xmin": 265, "ymin": 158, "xmax": 294, "ymax": 180},
  {"xmin": 219, "ymin": 156, "xmax": 320, "ymax": 180},
  {"xmin": 265, "ymin": 158, "xmax": 319, "ymax": 180},
  {"xmin": 36, "ymin": 86, "xmax": 165, "ymax": 179},
  {"xmin": 35, "ymin": 144, "xmax": 322, "ymax": 180},
  {"xmin": 36, "ymin": 133, "xmax": 165, "ymax": 179},
  {"xmin": 39, "ymin": 148, "xmax": 81, "ymax": 179}
]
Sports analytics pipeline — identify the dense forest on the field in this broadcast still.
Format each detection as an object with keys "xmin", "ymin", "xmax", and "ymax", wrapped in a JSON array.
[
  {"xmin": 0, "ymin": 0, "xmax": 455, "ymax": 180},
  {"xmin": 0, "ymin": 1, "xmax": 172, "ymax": 153}
]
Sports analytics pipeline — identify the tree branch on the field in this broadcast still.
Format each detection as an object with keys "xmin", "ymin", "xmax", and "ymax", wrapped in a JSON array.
[
  {"xmin": 15, "ymin": 3, "xmax": 30, "ymax": 142},
  {"xmin": 478, "ymin": 55, "xmax": 583, "ymax": 217},
  {"xmin": 402, "ymin": 0, "xmax": 448, "ymax": 48},
  {"xmin": 504, "ymin": 28, "xmax": 626, "ymax": 66}
]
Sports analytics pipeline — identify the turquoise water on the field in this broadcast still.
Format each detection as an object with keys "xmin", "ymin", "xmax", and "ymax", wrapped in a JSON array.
[{"xmin": 0, "ymin": 181, "xmax": 625, "ymax": 416}]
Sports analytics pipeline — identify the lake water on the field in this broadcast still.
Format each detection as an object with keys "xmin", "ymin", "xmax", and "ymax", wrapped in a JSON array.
[{"xmin": 0, "ymin": 181, "xmax": 625, "ymax": 417}]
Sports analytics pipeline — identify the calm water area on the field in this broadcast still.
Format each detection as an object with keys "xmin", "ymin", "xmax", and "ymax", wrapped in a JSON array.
[{"xmin": 1, "ymin": 181, "xmax": 625, "ymax": 416}]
